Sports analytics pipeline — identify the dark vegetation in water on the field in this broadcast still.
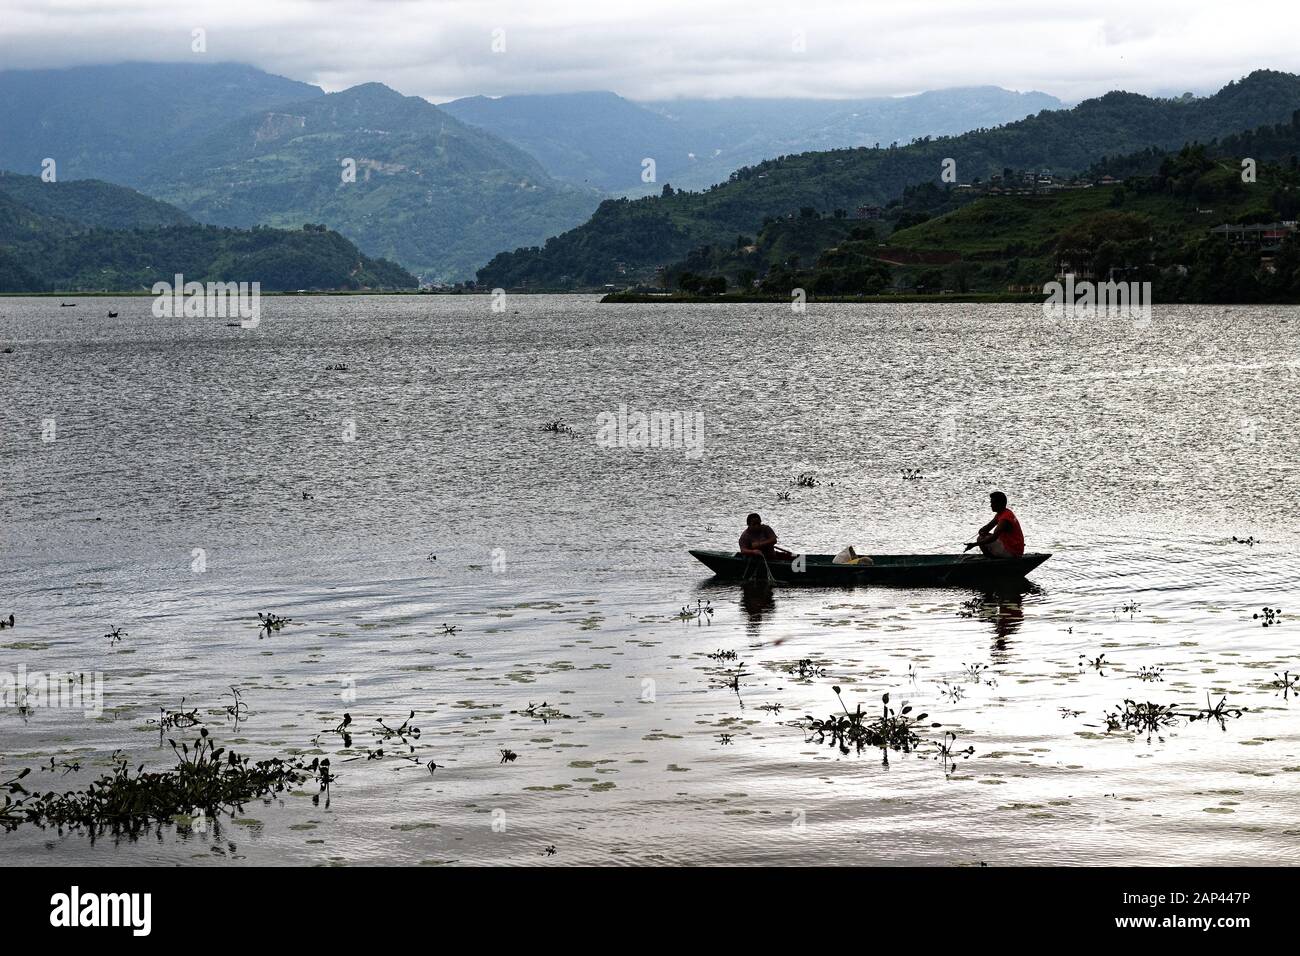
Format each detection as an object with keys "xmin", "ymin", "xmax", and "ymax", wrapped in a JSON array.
[
  {"xmin": 934, "ymin": 731, "xmax": 975, "ymax": 770},
  {"xmin": 104, "ymin": 625, "xmax": 127, "ymax": 646},
  {"xmin": 799, "ymin": 689, "xmax": 943, "ymax": 761},
  {"xmin": 1253, "ymin": 607, "xmax": 1283, "ymax": 627},
  {"xmin": 1104, "ymin": 694, "xmax": 1245, "ymax": 736},
  {"xmin": 788, "ymin": 658, "xmax": 827, "ymax": 680},
  {"xmin": 1232, "ymin": 536, "xmax": 1261, "ymax": 546},
  {"xmin": 513, "ymin": 701, "xmax": 571, "ymax": 723},
  {"xmin": 1114, "ymin": 600, "xmax": 1141, "ymax": 617},
  {"xmin": 0, "ymin": 728, "xmax": 332, "ymax": 835},
  {"xmin": 1136, "ymin": 665, "xmax": 1165, "ymax": 682},
  {"xmin": 678, "ymin": 600, "xmax": 714, "ymax": 625},
  {"xmin": 540, "ymin": 420, "xmax": 575, "ymax": 435},
  {"xmin": 706, "ymin": 648, "xmax": 737, "ymax": 661},
  {"xmin": 1081, "ymin": 653, "xmax": 1111, "ymax": 675},
  {"xmin": 148, "ymin": 699, "xmax": 201, "ymax": 740},
  {"xmin": 499, "ymin": 749, "xmax": 518, "ymax": 764},
  {"xmin": 257, "ymin": 612, "xmax": 292, "ymax": 637},
  {"xmin": 794, "ymin": 472, "xmax": 820, "ymax": 488},
  {"xmin": 1274, "ymin": 671, "xmax": 1299, "ymax": 699},
  {"xmin": 900, "ymin": 467, "xmax": 923, "ymax": 481},
  {"xmin": 0, "ymin": 612, "xmax": 14, "ymax": 629},
  {"xmin": 223, "ymin": 686, "xmax": 249, "ymax": 728}
]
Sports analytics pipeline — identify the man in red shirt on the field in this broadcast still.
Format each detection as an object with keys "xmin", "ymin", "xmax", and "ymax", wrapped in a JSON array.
[
  {"xmin": 967, "ymin": 491, "xmax": 1025, "ymax": 558},
  {"xmin": 738, "ymin": 513, "xmax": 795, "ymax": 560}
]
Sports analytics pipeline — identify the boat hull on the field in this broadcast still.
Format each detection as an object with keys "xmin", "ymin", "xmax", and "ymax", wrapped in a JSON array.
[{"xmin": 688, "ymin": 549, "xmax": 1050, "ymax": 587}]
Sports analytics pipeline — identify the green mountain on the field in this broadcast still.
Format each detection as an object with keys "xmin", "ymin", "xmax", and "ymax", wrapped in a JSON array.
[
  {"xmin": 0, "ymin": 63, "xmax": 600, "ymax": 281},
  {"xmin": 143, "ymin": 82, "xmax": 600, "ymax": 282},
  {"xmin": 0, "ymin": 170, "xmax": 194, "ymax": 237},
  {"xmin": 442, "ymin": 87, "xmax": 1061, "ymax": 195},
  {"xmin": 656, "ymin": 139, "xmax": 1300, "ymax": 304},
  {"xmin": 477, "ymin": 70, "xmax": 1300, "ymax": 288},
  {"xmin": 0, "ymin": 172, "xmax": 415, "ymax": 292},
  {"xmin": 0, "ymin": 62, "xmax": 322, "ymax": 185}
]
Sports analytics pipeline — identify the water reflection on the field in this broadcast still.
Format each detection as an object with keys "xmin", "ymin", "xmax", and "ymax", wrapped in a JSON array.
[{"xmin": 738, "ymin": 581, "xmax": 776, "ymax": 634}]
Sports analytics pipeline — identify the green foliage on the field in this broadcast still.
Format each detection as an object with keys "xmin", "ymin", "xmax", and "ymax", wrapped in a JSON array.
[
  {"xmin": 146, "ymin": 83, "xmax": 598, "ymax": 281},
  {"xmin": 0, "ymin": 176, "xmax": 416, "ymax": 291},
  {"xmin": 478, "ymin": 70, "xmax": 1300, "ymax": 288}
]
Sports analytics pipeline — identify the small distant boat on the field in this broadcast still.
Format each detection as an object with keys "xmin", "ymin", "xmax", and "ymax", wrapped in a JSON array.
[
  {"xmin": 689, "ymin": 550, "xmax": 1050, "ymax": 587},
  {"xmin": 107, "ymin": 311, "xmax": 118, "ymax": 318},
  {"xmin": 60, "ymin": 302, "xmax": 77, "ymax": 307}
]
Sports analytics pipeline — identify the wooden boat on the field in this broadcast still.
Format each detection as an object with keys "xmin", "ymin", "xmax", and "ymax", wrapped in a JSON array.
[{"xmin": 689, "ymin": 549, "xmax": 1050, "ymax": 587}]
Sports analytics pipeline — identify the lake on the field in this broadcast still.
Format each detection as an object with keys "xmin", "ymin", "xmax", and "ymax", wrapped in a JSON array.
[{"xmin": 1, "ymin": 294, "xmax": 1297, "ymax": 865}]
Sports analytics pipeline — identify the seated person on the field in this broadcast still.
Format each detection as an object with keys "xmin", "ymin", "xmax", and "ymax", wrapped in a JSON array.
[
  {"xmin": 738, "ymin": 512, "xmax": 795, "ymax": 560},
  {"xmin": 967, "ymin": 491, "xmax": 1025, "ymax": 558}
]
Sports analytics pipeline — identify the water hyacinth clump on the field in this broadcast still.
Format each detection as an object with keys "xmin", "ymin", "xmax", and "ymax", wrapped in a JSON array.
[
  {"xmin": 0, "ymin": 729, "xmax": 333, "ymax": 835},
  {"xmin": 800, "ymin": 689, "xmax": 937, "ymax": 756}
]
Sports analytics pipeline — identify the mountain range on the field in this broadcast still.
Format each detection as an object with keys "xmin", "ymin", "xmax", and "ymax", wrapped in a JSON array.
[
  {"xmin": 477, "ymin": 70, "xmax": 1300, "ymax": 287},
  {"xmin": 441, "ymin": 87, "xmax": 1063, "ymax": 194},
  {"xmin": 0, "ymin": 62, "xmax": 1070, "ymax": 282}
]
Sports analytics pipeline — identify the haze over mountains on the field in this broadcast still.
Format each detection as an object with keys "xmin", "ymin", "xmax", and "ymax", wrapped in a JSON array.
[
  {"xmin": 0, "ymin": 62, "xmax": 1067, "ymax": 282},
  {"xmin": 440, "ymin": 87, "xmax": 1063, "ymax": 193}
]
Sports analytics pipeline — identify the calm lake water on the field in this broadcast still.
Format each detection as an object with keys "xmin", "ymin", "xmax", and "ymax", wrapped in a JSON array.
[{"xmin": 1, "ymin": 294, "xmax": 1298, "ymax": 865}]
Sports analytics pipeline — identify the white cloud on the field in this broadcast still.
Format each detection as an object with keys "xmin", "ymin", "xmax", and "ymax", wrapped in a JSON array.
[{"xmin": 0, "ymin": 0, "xmax": 1297, "ymax": 102}]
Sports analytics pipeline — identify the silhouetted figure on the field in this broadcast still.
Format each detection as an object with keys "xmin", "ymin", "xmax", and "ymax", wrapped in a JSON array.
[{"xmin": 738, "ymin": 512, "xmax": 794, "ymax": 560}]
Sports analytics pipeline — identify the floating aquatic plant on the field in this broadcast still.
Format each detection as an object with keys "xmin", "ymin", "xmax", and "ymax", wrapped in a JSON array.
[
  {"xmin": 939, "ymin": 681, "xmax": 966, "ymax": 702},
  {"xmin": 105, "ymin": 625, "xmax": 127, "ymax": 646},
  {"xmin": 223, "ymin": 686, "xmax": 249, "ymax": 727},
  {"xmin": 514, "ymin": 701, "xmax": 570, "ymax": 724},
  {"xmin": 775, "ymin": 491, "xmax": 792, "ymax": 502},
  {"xmin": 440, "ymin": 623, "xmax": 459, "ymax": 635},
  {"xmin": 799, "ymin": 689, "xmax": 936, "ymax": 759},
  {"xmin": 706, "ymin": 648, "xmax": 737, "ymax": 662},
  {"xmin": 712, "ymin": 663, "xmax": 748, "ymax": 698},
  {"xmin": 717, "ymin": 733, "xmax": 734, "ymax": 745},
  {"xmin": 148, "ymin": 699, "xmax": 201, "ymax": 736},
  {"xmin": 257, "ymin": 612, "xmax": 291, "ymax": 637},
  {"xmin": 0, "ymin": 729, "xmax": 333, "ymax": 835},
  {"xmin": 1253, "ymin": 607, "xmax": 1283, "ymax": 628},
  {"xmin": 499, "ymin": 749, "xmax": 518, "ymax": 764},
  {"xmin": 957, "ymin": 597, "xmax": 983, "ymax": 618},
  {"xmin": 1081, "ymin": 653, "xmax": 1111, "ymax": 675},
  {"xmin": 540, "ymin": 420, "xmax": 575, "ymax": 435},
  {"xmin": 1273, "ymin": 671, "xmax": 1299, "ymax": 699},
  {"xmin": 1104, "ymin": 699, "xmax": 1180, "ymax": 734},
  {"xmin": 794, "ymin": 472, "xmax": 820, "ymax": 488},
  {"xmin": 1114, "ymin": 600, "xmax": 1141, "ymax": 617},
  {"xmin": 1232, "ymin": 535, "xmax": 1260, "ymax": 546},
  {"xmin": 933, "ymin": 731, "xmax": 975, "ymax": 770},
  {"xmin": 1136, "ymin": 665, "xmax": 1165, "ymax": 682},
  {"xmin": 1186, "ymin": 694, "xmax": 1245, "ymax": 727},
  {"xmin": 0, "ymin": 613, "xmax": 16, "ymax": 630},
  {"xmin": 900, "ymin": 467, "xmax": 924, "ymax": 481},
  {"xmin": 962, "ymin": 662, "xmax": 989, "ymax": 682},
  {"xmin": 678, "ymin": 600, "xmax": 713, "ymax": 625},
  {"xmin": 788, "ymin": 658, "xmax": 826, "ymax": 680}
]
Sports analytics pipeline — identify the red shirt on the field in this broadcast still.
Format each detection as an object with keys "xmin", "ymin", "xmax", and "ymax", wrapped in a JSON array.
[{"xmin": 995, "ymin": 509, "xmax": 1025, "ymax": 556}]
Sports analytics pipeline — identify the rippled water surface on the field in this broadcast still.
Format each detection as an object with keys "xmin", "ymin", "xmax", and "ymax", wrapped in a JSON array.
[{"xmin": 1, "ymin": 295, "xmax": 1298, "ymax": 865}]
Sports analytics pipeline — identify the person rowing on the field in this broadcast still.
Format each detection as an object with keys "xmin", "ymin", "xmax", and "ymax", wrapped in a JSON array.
[
  {"xmin": 738, "ymin": 512, "xmax": 795, "ymax": 560},
  {"xmin": 965, "ymin": 490, "xmax": 1025, "ymax": 558}
]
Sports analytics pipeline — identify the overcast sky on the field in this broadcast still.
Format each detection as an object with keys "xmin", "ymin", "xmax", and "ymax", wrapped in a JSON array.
[{"xmin": 2, "ymin": 0, "xmax": 1298, "ymax": 103}]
